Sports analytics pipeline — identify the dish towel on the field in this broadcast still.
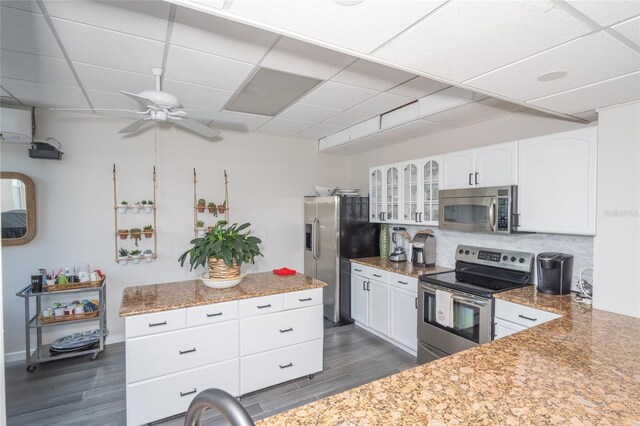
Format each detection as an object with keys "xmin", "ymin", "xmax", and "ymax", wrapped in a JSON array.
[
  {"xmin": 273, "ymin": 268, "xmax": 296, "ymax": 276},
  {"xmin": 435, "ymin": 289, "xmax": 454, "ymax": 328}
]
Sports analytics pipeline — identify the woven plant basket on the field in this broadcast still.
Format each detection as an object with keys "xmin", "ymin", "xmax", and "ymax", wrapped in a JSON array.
[{"xmin": 207, "ymin": 258, "xmax": 240, "ymax": 279}]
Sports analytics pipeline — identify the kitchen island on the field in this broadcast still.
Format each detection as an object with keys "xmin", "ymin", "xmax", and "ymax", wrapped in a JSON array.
[{"xmin": 259, "ymin": 287, "xmax": 640, "ymax": 425}]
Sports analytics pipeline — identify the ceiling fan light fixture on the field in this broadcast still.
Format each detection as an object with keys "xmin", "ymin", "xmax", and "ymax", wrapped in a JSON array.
[{"xmin": 537, "ymin": 71, "xmax": 568, "ymax": 82}]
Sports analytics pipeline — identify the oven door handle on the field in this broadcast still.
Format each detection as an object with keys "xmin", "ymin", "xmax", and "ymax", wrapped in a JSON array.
[
  {"xmin": 420, "ymin": 284, "xmax": 488, "ymax": 306},
  {"xmin": 489, "ymin": 198, "xmax": 496, "ymax": 233}
]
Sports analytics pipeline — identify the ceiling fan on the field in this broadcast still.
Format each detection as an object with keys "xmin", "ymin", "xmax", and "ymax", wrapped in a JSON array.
[{"xmin": 54, "ymin": 68, "xmax": 240, "ymax": 138}]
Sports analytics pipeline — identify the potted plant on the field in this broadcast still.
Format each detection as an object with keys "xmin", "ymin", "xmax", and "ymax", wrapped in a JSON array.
[
  {"xmin": 118, "ymin": 229, "xmax": 129, "ymax": 240},
  {"xmin": 131, "ymin": 201, "xmax": 141, "ymax": 214},
  {"xmin": 207, "ymin": 225, "xmax": 214, "ymax": 233},
  {"xmin": 196, "ymin": 220, "xmax": 205, "ymax": 237},
  {"xmin": 118, "ymin": 248, "xmax": 130, "ymax": 265},
  {"xmin": 207, "ymin": 202, "xmax": 218, "ymax": 215},
  {"xmin": 217, "ymin": 200, "xmax": 227, "ymax": 214},
  {"xmin": 178, "ymin": 220, "xmax": 263, "ymax": 283},
  {"xmin": 118, "ymin": 200, "xmax": 128, "ymax": 214},
  {"xmin": 197, "ymin": 199, "xmax": 206, "ymax": 213},
  {"xmin": 143, "ymin": 200, "xmax": 154, "ymax": 214},
  {"xmin": 130, "ymin": 249, "xmax": 142, "ymax": 264},
  {"xmin": 143, "ymin": 225, "xmax": 153, "ymax": 238},
  {"xmin": 130, "ymin": 227, "xmax": 142, "ymax": 247},
  {"xmin": 143, "ymin": 249, "xmax": 154, "ymax": 263}
]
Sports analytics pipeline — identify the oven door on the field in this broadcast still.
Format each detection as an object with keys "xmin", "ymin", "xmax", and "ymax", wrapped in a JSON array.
[
  {"xmin": 438, "ymin": 195, "xmax": 497, "ymax": 233},
  {"xmin": 417, "ymin": 282, "xmax": 493, "ymax": 355}
]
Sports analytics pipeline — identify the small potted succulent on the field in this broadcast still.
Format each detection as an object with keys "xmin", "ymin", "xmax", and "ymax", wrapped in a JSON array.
[
  {"xmin": 131, "ymin": 201, "xmax": 141, "ymax": 214},
  {"xmin": 118, "ymin": 248, "xmax": 130, "ymax": 265},
  {"xmin": 217, "ymin": 200, "xmax": 227, "ymax": 214},
  {"xmin": 207, "ymin": 202, "xmax": 218, "ymax": 215},
  {"xmin": 143, "ymin": 225, "xmax": 153, "ymax": 238},
  {"xmin": 118, "ymin": 229, "xmax": 129, "ymax": 240},
  {"xmin": 130, "ymin": 249, "xmax": 142, "ymax": 264},
  {"xmin": 130, "ymin": 227, "xmax": 142, "ymax": 247},
  {"xmin": 196, "ymin": 220, "xmax": 205, "ymax": 237},
  {"xmin": 117, "ymin": 200, "xmax": 128, "ymax": 214},
  {"xmin": 197, "ymin": 199, "xmax": 206, "ymax": 213},
  {"xmin": 143, "ymin": 200, "xmax": 154, "ymax": 214},
  {"xmin": 143, "ymin": 249, "xmax": 154, "ymax": 263}
]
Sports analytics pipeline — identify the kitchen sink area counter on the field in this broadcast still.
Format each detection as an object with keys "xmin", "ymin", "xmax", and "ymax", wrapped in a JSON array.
[
  {"xmin": 259, "ymin": 288, "xmax": 640, "ymax": 425},
  {"xmin": 350, "ymin": 257, "xmax": 452, "ymax": 279},
  {"xmin": 119, "ymin": 272, "xmax": 326, "ymax": 317}
]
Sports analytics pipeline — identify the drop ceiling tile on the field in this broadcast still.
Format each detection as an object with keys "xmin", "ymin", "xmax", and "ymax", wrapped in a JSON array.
[
  {"xmin": 255, "ymin": 117, "xmax": 315, "ymax": 136},
  {"xmin": 529, "ymin": 71, "xmax": 640, "ymax": 114},
  {"xmin": 613, "ymin": 16, "xmax": 640, "ymax": 46},
  {"xmin": 43, "ymin": 0, "xmax": 170, "ymax": 41},
  {"xmin": 161, "ymin": 79, "xmax": 233, "ymax": 111},
  {"xmin": 164, "ymin": 45, "xmax": 255, "ymax": 91},
  {"xmin": 0, "ymin": 49, "xmax": 76, "ymax": 86},
  {"xmin": 300, "ymin": 82, "xmax": 378, "ymax": 110},
  {"xmin": 467, "ymin": 32, "xmax": 640, "ymax": 102},
  {"xmin": 228, "ymin": 111, "xmax": 272, "ymax": 132},
  {"xmin": 0, "ymin": 6, "xmax": 63, "ymax": 58},
  {"xmin": 1, "ymin": 78, "xmax": 88, "ymax": 108},
  {"xmin": 479, "ymin": 97, "xmax": 528, "ymax": 113},
  {"xmin": 332, "ymin": 59, "xmax": 415, "ymax": 91},
  {"xmin": 228, "ymin": 0, "xmax": 447, "ymax": 54},
  {"xmin": 295, "ymin": 123, "xmax": 345, "ymax": 140},
  {"xmin": 374, "ymin": 0, "xmax": 592, "ymax": 82},
  {"xmin": 172, "ymin": 6, "xmax": 278, "ymax": 64},
  {"xmin": 278, "ymin": 103, "xmax": 341, "ymax": 123},
  {"xmin": 356, "ymin": 130, "xmax": 412, "ymax": 150},
  {"xmin": 1, "ymin": 0, "xmax": 40, "ymax": 14},
  {"xmin": 261, "ymin": 37, "xmax": 355, "ymax": 80},
  {"xmin": 387, "ymin": 77, "xmax": 450, "ymax": 98},
  {"xmin": 351, "ymin": 92, "xmax": 414, "ymax": 115},
  {"xmin": 51, "ymin": 18, "xmax": 164, "ymax": 74},
  {"xmin": 84, "ymin": 89, "xmax": 139, "ymax": 109},
  {"xmin": 565, "ymin": 0, "xmax": 640, "ymax": 27},
  {"xmin": 383, "ymin": 119, "xmax": 453, "ymax": 139},
  {"xmin": 323, "ymin": 110, "xmax": 375, "ymax": 127},
  {"xmin": 73, "ymin": 63, "xmax": 155, "ymax": 94},
  {"xmin": 425, "ymin": 103, "xmax": 511, "ymax": 127}
]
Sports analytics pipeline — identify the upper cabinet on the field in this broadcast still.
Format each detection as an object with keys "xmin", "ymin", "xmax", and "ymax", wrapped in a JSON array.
[
  {"xmin": 442, "ymin": 142, "xmax": 518, "ymax": 189},
  {"xmin": 369, "ymin": 167, "xmax": 384, "ymax": 223},
  {"xmin": 369, "ymin": 164, "xmax": 401, "ymax": 223},
  {"xmin": 518, "ymin": 127, "xmax": 597, "ymax": 235}
]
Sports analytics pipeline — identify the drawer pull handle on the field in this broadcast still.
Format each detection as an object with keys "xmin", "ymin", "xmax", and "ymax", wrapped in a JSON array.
[
  {"xmin": 373, "ymin": 274, "xmax": 382, "ymax": 278},
  {"xmin": 179, "ymin": 348, "xmax": 196, "ymax": 355},
  {"xmin": 298, "ymin": 297, "xmax": 312, "ymax": 302},
  {"xmin": 279, "ymin": 327, "xmax": 294, "ymax": 333},
  {"xmin": 398, "ymin": 280, "xmax": 408, "ymax": 285},
  {"xmin": 257, "ymin": 304, "xmax": 272, "ymax": 309},
  {"xmin": 279, "ymin": 363, "xmax": 293, "ymax": 369},
  {"xmin": 354, "ymin": 268, "xmax": 362, "ymax": 272},
  {"xmin": 518, "ymin": 314, "xmax": 537, "ymax": 322},
  {"xmin": 206, "ymin": 312, "xmax": 223, "ymax": 317},
  {"xmin": 180, "ymin": 388, "xmax": 197, "ymax": 397},
  {"xmin": 148, "ymin": 321, "xmax": 167, "ymax": 327}
]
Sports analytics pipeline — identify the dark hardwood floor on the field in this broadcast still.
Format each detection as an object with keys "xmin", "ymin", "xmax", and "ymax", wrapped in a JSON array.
[{"xmin": 6, "ymin": 322, "xmax": 418, "ymax": 425}]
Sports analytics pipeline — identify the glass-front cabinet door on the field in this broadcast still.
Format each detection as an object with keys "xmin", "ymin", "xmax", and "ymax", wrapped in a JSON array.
[
  {"xmin": 422, "ymin": 156, "xmax": 441, "ymax": 224},
  {"xmin": 401, "ymin": 160, "xmax": 420, "ymax": 224},
  {"xmin": 384, "ymin": 164, "xmax": 400, "ymax": 222},
  {"xmin": 369, "ymin": 167, "xmax": 385, "ymax": 223}
]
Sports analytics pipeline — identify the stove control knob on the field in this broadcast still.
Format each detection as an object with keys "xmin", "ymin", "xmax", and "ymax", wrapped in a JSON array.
[
  {"xmin": 510, "ymin": 256, "xmax": 516, "ymax": 262},
  {"xmin": 502, "ymin": 256, "xmax": 508, "ymax": 261},
  {"xmin": 519, "ymin": 257, "xmax": 525, "ymax": 263},
  {"xmin": 459, "ymin": 249, "xmax": 464, "ymax": 254},
  {"xmin": 465, "ymin": 250, "xmax": 470, "ymax": 255}
]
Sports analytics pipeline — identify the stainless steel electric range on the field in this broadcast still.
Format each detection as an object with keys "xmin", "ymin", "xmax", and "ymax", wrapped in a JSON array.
[{"xmin": 417, "ymin": 244, "xmax": 534, "ymax": 363}]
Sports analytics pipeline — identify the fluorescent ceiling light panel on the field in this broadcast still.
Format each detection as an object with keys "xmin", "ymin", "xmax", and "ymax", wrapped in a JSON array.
[{"xmin": 226, "ymin": 68, "xmax": 322, "ymax": 116}]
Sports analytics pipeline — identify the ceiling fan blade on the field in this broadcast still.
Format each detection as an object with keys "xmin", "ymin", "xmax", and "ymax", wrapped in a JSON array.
[
  {"xmin": 120, "ymin": 91, "xmax": 161, "ymax": 109},
  {"xmin": 118, "ymin": 118, "xmax": 151, "ymax": 134},
  {"xmin": 173, "ymin": 109, "xmax": 241, "ymax": 123},
  {"xmin": 169, "ymin": 117, "xmax": 221, "ymax": 138}
]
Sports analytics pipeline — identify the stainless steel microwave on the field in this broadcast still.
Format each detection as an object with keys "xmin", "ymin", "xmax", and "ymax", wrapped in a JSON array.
[{"xmin": 438, "ymin": 186, "xmax": 518, "ymax": 234}]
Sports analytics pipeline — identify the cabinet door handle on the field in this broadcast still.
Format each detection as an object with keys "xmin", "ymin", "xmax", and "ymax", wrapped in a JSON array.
[
  {"xmin": 362, "ymin": 281, "xmax": 366, "ymax": 291},
  {"xmin": 180, "ymin": 388, "xmax": 197, "ymax": 397},
  {"xmin": 415, "ymin": 298, "xmax": 418, "ymax": 309},
  {"xmin": 373, "ymin": 274, "xmax": 382, "ymax": 278},
  {"xmin": 148, "ymin": 321, "xmax": 167, "ymax": 327},
  {"xmin": 354, "ymin": 268, "xmax": 362, "ymax": 272},
  {"xmin": 279, "ymin": 327, "xmax": 294, "ymax": 333},
  {"xmin": 518, "ymin": 314, "xmax": 538, "ymax": 322},
  {"xmin": 418, "ymin": 212, "xmax": 423, "ymax": 222},
  {"xmin": 206, "ymin": 312, "xmax": 223, "ymax": 317},
  {"xmin": 398, "ymin": 280, "xmax": 408, "ymax": 285},
  {"xmin": 279, "ymin": 362, "xmax": 293, "ymax": 369},
  {"xmin": 366, "ymin": 281, "xmax": 370, "ymax": 291},
  {"xmin": 257, "ymin": 304, "xmax": 272, "ymax": 309},
  {"xmin": 298, "ymin": 297, "xmax": 312, "ymax": 302},
  {"xmin": 179, "ymin": 348, "xmax": 196, "ymax": 355},
  {"xmin": 475, "ymin": 172, "xmax": 479, "ymax": 185},
  {"xmin": 469, "ymin": 173, "xmax": 473, "ymax": 185}
]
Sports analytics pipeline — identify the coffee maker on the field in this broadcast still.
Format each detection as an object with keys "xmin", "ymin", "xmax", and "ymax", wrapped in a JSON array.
[
  {"xmin": 537, "ymin": 252, "xmax": 574, "ymax": 295},
  {"xmin": 389, "ymin": 227, "xmax": 407, "ymax": 262},
  {"xmin": 411, "ymin": 232, "xmax": 436, "ymax": 267}
]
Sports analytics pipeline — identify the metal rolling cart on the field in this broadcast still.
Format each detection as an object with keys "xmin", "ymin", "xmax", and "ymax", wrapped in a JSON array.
[{"xmin": 16, "ymin": 279, "xmax": 107, "ymax": 372}]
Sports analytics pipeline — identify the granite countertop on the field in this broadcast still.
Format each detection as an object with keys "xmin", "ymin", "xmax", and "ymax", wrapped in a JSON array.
[
  {"xmin": 351, "ymin": 257, "xmax": 452, "ymax": 278},
  {"xmin": 259, "ymin": 288, "xmax": 640, "ymax": 425},
  {"xmin": 119, "ymin": 272, "xmax": 326, "ymax": 317}
]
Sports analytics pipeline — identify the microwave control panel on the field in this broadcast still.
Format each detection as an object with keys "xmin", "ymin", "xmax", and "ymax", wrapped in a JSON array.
[{"xmin": 497, "ymin": 196, "xmax": 510, "ymax": 232}]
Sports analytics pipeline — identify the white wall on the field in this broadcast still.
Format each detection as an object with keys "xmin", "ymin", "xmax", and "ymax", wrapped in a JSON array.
[
  {"xmin": 593, "ymin": 101, "xmax": 640, "ymax": 317},
  {"xmin": 0, "ymin": 110, "xmax": 350, "ymax": 358}
]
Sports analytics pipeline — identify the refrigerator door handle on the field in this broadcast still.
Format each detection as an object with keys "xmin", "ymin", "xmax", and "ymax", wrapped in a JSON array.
[{"xmin": 312, "ymin": 218, "xmax": 320, "ymax": 260}]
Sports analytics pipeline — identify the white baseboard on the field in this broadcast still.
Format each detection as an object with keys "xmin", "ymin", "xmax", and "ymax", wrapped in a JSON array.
[
  {"xmin": 4, "ymin": 333, "xmax": 125, "ymax": 364},
  {"xmin": 353, "ymin": 322, "xmax": 417, "ymax": 357}
]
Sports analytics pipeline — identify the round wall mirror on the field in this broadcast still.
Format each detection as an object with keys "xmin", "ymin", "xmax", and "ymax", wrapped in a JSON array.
[{"xmin": 1, "ymin": 172, "xmax": 36, "ymax": 246}]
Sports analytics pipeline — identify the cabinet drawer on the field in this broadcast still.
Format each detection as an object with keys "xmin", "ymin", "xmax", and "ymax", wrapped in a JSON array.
[
  {"xmin": 389, "ymin": 272, "xmax": 417, "ymax": 293},
  {"xmin": 351, "ymin": 262, "xmax": 368, "ymax": 277},
  {"xmin": 494, "ymin": 299, "xmax": 560, "ymax": 328},
  {"xmin": 493, "ymin": 318, "xmax": 527, "ymax": 340},
  {"xmin": 125, "ymin": 309, "xmax": 186, "ymax": 339},
  {"xmin": 284, "ymin": 288, "xmax": 322, "ymax": 310},
  {"xmin": 241, "ymin": 305, "xmax": 323, "ymax": 356},
  {"xmin": 239, "ymin": 294, "xmax": 284, "ymax": 318},
  {"xmin": 126, "ymin": 320, "xmax": 238, "ymax": 383},
  {"xmin": 368, "ymin": 267, "xmax": 389, "ymax": 283},
  {"xmin": 126, "ymin": 359, "xmax": 239, "ymax": 425},
  {"xmin": 186, "ymin": 301, "xmax": 238, "ymax": 327},
  {"xmin": 241, "ymin": 339, "xmax": 323, "ymax": 395}
]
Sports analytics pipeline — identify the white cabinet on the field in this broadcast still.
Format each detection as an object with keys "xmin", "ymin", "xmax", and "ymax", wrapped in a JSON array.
[
  {"xmin": 401, "ymin": 160, "xmax": 421, "ymax": 224},
  {"xmin": 369, "ymin": 166, "xmax": 384, "ymax": 222},
  {"xmin": 493, "ymin": 317, "xmax": 526, "ymax": 340},
  {"xmin": 442, "ymin": 142, "xmax": 517, "ymax": 189},
  {"xmin": 390, "ymin": 286, "xmax": 418, "ymax": 351},
  {"xmin": 517, "ymin": 127, "xmax": 597, "ymax": 235},
  {"xmin": 350, "ymin": 273, "xmax": 369, "ymax": 325},
  {"xmin": 399, "ymin": 156, "xmax": 441, "ymax": 225},
  {"xmin": 493, "ymin": 299, "xmax": 561, "ymax": 340},
  {"xmin": 421, "ymin": 157, "xmax": 441, "ymax": 224},
  {"xmin": 368, "ymin": 279, "xmax": 389, "ymax": 335},
  {"xmin": 369, "ymin": 164, "xmax": 401, "ymax": 223}
]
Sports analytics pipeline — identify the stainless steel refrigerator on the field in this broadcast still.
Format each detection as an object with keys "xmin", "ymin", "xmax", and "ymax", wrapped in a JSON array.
[{"xmin": 304, "ymin": 196, "xmax": 380, "ymax": 324}]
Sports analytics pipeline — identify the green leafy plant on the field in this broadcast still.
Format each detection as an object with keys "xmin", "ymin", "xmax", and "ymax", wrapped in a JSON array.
[
  {"xmin": 197, "ymin": 198, "xmax": 206, "ymax": 213},
  {"xmin": 118, "ymin": 248, "xmax": 130, "ymax": 258},
  {"xmin": 147, "ymin": 200, "xmax": 154, "ymax": 205},
  {"xmin": 207, "ymin": 202, "xmax": 218, "ymax": 215},
  {"xmin": 143, "ymin": 249, "xmax": 153, "ymax": 256},
  {"xmin": 143, "ymin": 225, "xmax": 153, "ymax": 238},
  {"xmin": 141, "ymin": 200, "xmax": 148, "ymax": 205},
  {"xmin": 130, "ymin": 227, "xmax": 142, "ymax": 246},
  {"xmin": 179, "ymin": 221, "xmax": 262, "ymax": 271},
  {"xmin": 130, "ymin": 249, "xmax": 141, "ymax": 256},
  {"xmin": 196, "ymin": 220, "xmax": 205, "ymax": 228},
  {"xmin": 120, "ymin": 200, "xmax": 128, "ymax": 205}
]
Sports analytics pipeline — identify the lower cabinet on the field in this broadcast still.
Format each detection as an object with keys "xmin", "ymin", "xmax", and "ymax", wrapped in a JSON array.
[
  {"xmin": 493, "ymin": 299, "xmax": 560, "ymax": 340},
  {"xmin": 389, "ymin": 286, "xmax": 418, "ymax": 351},
  {"xmin": 368, "ymin": 279, "xmax": 389, "ymax": 335},
  {"xmin": 350, "ymin": 273, "xmax": 369, "ymax": 325}
]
